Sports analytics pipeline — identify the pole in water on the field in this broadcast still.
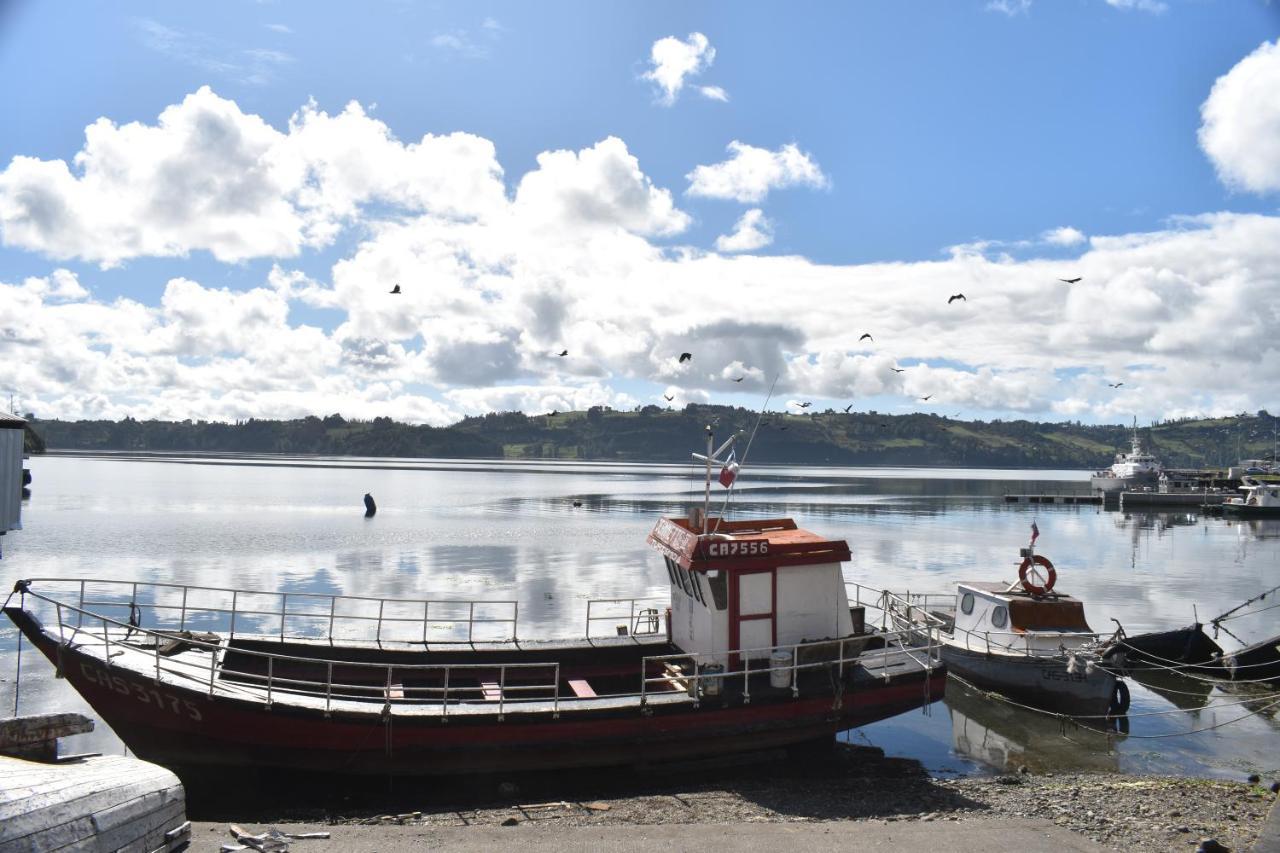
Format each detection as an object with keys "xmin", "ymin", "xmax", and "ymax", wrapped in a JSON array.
[{"xmin": 363, "ymin": 493, "xmax": 377, "ymax": 518}]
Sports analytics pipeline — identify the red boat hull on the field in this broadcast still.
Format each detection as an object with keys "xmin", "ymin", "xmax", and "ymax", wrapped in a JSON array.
[{"xmin": 9, "ymin": 608, "xmax": 945, "ymax": 776}]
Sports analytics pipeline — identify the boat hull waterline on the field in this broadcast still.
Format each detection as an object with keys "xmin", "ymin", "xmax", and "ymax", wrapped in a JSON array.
[{"xmin": 940, "ymin": 646, "xmax": 1118, "ymax": 718}]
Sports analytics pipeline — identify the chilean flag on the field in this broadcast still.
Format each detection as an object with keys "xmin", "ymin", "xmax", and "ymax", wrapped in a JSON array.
[{"xmin": 719, "ymin": 450, "xmax": 740, "ymax": 488}]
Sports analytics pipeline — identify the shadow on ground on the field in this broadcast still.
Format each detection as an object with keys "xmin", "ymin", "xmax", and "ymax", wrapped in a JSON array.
[{"xmin": 181, "ymin": 741, "xmax": 988, "ymax": 824}]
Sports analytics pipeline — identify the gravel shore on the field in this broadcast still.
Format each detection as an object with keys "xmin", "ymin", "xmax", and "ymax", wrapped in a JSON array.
[{"xmin": 188, "ymin": 744, "xmax": 1278, "ymax": 852}]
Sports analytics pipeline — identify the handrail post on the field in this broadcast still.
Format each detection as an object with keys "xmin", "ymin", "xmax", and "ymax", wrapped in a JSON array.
[
  {"xmin": 742, "ymin": 656, "xmax": 750, "ymax": 705},
  {"xmin": 639, "ymin": 656, "xmax": 647, "ymax": 708},
  {"xmin": 77, "ymin": 581, "xmax": 85, "ymax": 630},
  {"xmin": 629, "ymin": 599, "xmax": 636, "ymax": 638},
  {"xmin": 376, "ymin": 599, "xmax": 385, "ymax": 645},
  {"xmin": 280, "ymin": 593, "xmax": 288, "ymax": 642},
  {"xmin": 791, "ymin": 646, "xmax": 800, "ymax": 698},
  {"xmin": 325, "ymin": 661, "xmax": 333, "ymax": 715},
  {"xmin": 442, "ymin": 666, "xmax": 450, "ymax": 722},
  {"xmin": 553, "ymin": 663, "xmax": 560, "ymax": 719},
  {"xmin": 512, "ymin": 601, "xmax": 519, "ymax": 642},
  {"xmin": 327, "ymin": 597, "xmax": 336, "ymax": 645},
  {"xmin": 385, "ymin": 665, "xmax": 393, "ymax": 707},
  {"xmin": 267, "ymin": 657, "xmax": 274, "ymax": 706},
  {"xmin": 422, "ymin": 601, "xmax": 430, "ymax": 645},
  {"xmin": 498, "ymin": 665, "xmax": 505, "ymax": 721},
  {"xmin": 468, "ymin": 601, "xmax": 475, "ymax": 645},
  {"xmin": 179, "ymin": 586, "xmax": 188, "ymax": 633},
  {"xmin": 229, "ymin": 590, "xmax": 238, "ymax": 639},
  {"xmin": 207, "ymin": 636, "xmax": 217, "ymax": 697}
]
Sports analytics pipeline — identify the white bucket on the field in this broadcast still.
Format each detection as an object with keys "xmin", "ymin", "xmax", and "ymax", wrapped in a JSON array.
[{"xmin": 769, "ymin": 648, "xmax": 792, "ymax": 688}]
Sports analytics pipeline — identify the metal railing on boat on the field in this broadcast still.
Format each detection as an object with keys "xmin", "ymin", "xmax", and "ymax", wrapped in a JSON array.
[
  {"xmin": 584, "ymin": 597, "xmax": 666, "ymax": 640},
  {"xmin": 13, "ymin": 579, "xmax": 945, "ymax": 719},
  {"xmin": 38, "ymin": 579, "xmax": 520, "ymax": 646}
]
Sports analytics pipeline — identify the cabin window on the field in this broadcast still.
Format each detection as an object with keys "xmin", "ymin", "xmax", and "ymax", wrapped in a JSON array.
[
  {"xmin": 959, "ymin": 593, "xmax": 975, "ymax": 615},
  {"xmin": 664, "ymin": 557, "xmax": 678, "ymax": 586},
  {"xmin": 705, "ymin": 571, "xmax": 728, "ymax": 610},
  {"xmin": 689, "ymin": 571, "xmax": 705, "ymax": 605},
  {"xmin": 991, "ymin": 606, "xmax": 1008, "ymax": 629},
  {"xmin": 677, "ymin": 565, "xmax": 694, "ymax": 597}
]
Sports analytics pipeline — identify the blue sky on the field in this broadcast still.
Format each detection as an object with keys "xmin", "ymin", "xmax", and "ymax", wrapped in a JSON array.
[{"xmin": 1, "ymin": 1, "xmax": 1279, "ymax": 425}]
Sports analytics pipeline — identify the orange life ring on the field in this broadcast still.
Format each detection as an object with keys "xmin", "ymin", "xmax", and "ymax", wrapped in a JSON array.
[{"xmin": 1018, "ymin": 554, "xmax": 1056, "ymax": 596}]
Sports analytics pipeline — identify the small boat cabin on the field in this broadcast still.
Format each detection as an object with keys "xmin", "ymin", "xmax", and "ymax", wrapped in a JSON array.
[
  {"xmin": 948, "ymin": 582, "xmax": 1097, "ymax": 655},
  {"xmin": 647, "ymin": 516, "xmax": 856, "ymax": 668}
]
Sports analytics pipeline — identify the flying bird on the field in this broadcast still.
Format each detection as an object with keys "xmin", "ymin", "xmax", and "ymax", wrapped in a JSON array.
[
  {"xmin": 389, "ymin": 284, "xmax": 401, "ymax": 294},
  {"xmin": 844, "ymin": 404, "xmax": 854, "ymax": 413},
  {"xmin": 678, "ymin": 352, "xmax": 692, "ymax": 363},
  {"xmin": 557, "ymin": 349, "xmax": 568, "ymax": 357},
  {"xmin": 792, "ymin": 401, "xmax": 812, "ymax": 408},
  {"xmin": 859, "ymin": 333, "xmax": 873, "ymax": 342},
  {"xmin": 664, "ymin": 394, "xmax": 674, "ymax": 401},
  {"xmin": 732, "ymin": 376, "xmax": 745, "ymax": 383},
  {"xmin": 947, "ymin": 294, "xmax": 966, "ymax": 304},
  {"xmin": 920, "ymin": 395, "xmax": 933, "ymax": 401},
  {"xmin": 890, "ymin": 367, "xmax": 906, "ymax": 373},
  {"xmin": 1108, "ymin": 382, "xmax": 1124, "ymax": 388},
  {"xmin": 1059, "ymin": 277, "xmax": 1082, "ymax": 284}
]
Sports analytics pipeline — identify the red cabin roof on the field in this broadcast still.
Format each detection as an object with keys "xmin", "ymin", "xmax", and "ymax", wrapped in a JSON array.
[{"xmin": 646, "ymin": 516, "xmax": 851, "ymax": 572}]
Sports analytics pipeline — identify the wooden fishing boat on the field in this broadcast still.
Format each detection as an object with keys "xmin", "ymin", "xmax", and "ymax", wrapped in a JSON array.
[
  {"xmin": 1223, "ymin": 635, "xmax": 1280, "ymax": 684},
  {"xmin": 1102, "ymin": 623, "xmax": 1225, "ymax": 672},
  {"xmin": 887, "ymin": 550, "xmax": 1128, "ymax": 718},
  {"xmin": 2, "ymin": 433, "xmax": 945, "ymax": 777}
]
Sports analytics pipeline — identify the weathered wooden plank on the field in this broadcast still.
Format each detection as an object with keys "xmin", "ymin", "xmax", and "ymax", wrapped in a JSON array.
[
  {"xmin": 0, "ymin": 755, "xmax": 185, "ymax": 853},
  {"xmin": 0, "ymin": 714, "xmax": 94, "ymax": 750}
]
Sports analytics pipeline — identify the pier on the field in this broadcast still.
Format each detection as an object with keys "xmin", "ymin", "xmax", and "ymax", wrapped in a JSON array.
[{"xmin": 1002, "ymin": 493, "xmax": 1103, "ymax": 505}]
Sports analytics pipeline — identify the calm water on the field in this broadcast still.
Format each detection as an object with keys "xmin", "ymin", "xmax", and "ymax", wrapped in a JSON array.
[{"xmin": 2, "ymin": 453, "xmax": 1277, "ymax": 780}]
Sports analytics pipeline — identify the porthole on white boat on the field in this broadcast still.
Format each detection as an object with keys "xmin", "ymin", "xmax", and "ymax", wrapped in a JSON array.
[
  {"xmin": 991, "ymin": 606, "xmax": 1008, "ymax": 628},
  {"xmin": 960, "ymin": 593, "xmax": 974, "ymax": 615}
]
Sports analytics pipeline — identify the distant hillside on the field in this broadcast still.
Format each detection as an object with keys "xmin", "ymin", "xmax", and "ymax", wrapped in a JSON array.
[{"xmin": 26, "ymin": 407, "xmax": 1279, "ymax": 470}]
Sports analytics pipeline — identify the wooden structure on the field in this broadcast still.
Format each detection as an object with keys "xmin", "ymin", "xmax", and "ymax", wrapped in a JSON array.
[{"xmin": 0, "ymin": 712, "xmax": 189, "ymax": 853}]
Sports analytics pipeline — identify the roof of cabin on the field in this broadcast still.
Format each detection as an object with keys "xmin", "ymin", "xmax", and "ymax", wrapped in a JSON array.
[
  {"xmin": 0, "ymin": 412, "xmax": 27, "ymax": 429},
  {"xmin": 647, "ymin": 516, "xmax": 851, "ymax": 571}
]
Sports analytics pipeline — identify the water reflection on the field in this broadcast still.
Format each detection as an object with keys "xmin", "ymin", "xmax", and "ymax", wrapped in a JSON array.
[{"xmin": 947, "ymin": 679, "xmax": 1122, "ymax": 773}]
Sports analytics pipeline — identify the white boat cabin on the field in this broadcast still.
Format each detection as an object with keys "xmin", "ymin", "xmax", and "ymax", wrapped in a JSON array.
[
  {"xmin": 647, "ymin": 516, "xmax": 856, "ymax": 668},
  {"xmin": 1226, "ymin": 482, "xmax": 1280, "ymax": 508},
  {"xmin": 949, "ymin": 582, "xmax": 1098, "ymax": 656}
]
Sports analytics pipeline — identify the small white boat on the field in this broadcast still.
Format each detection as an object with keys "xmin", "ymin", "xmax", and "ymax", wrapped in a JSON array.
[
  {"xmin": 887, "ymin": 551, "xmax": 1128, "ymax": 718},
  {"xmin": 1221, "ymin": 479, "xmax": 1280, "ymax": 518}
]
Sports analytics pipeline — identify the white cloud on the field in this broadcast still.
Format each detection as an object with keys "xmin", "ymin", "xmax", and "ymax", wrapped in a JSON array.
[
  {"xmin": 133, "ymin": 18, "xmax": 293, "ymax": 86},
  {"xmin": 1042, "ymin": 226, "xmax": 1087, "ymax": 246},
  {"xmin": 265, "ymin": 23, "xmax": 293, "ymax": 34},
  {"xmin": 1199, "ymin": 39, "xmax": 1280, "ymax": 194},
  {"xmin": 4, "ymin": 91, "xmax": 1280, "ymax": 427},
  {"xmin": 985, "ymin": 0, "xmax": 1032, "ymax": 16},
  {"xmin": 686, "ymin": 141, "xmax": 829, "ymax": 203},
  {"xmin": 0, "ymin": 87, "xmax": 507, "ymax": 266},
  {"xmin": 1104, "ymin": 0, "xmax": 1167, "ymax": 12},
  {"xmin": 513, "ymin": 137, "xmax": 690, "ymax": 237},
  {"xmin": 715, "ymin": 209, "xmax": 774, "ymax": 252},
  {"xmin": 642, "ymin": 32, "xmax": 725, "ymax": 106}
]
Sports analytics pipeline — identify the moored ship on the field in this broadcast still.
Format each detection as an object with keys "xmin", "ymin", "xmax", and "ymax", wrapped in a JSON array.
[{"xmin": 3, "ymin": 431, "xmax": 945, "ymax": 777}]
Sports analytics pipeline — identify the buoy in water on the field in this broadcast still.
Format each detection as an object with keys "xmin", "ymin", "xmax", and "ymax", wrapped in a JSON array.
[{"xmin": 363, "ymin": 493, "xmax": 377, "ymax": 517}]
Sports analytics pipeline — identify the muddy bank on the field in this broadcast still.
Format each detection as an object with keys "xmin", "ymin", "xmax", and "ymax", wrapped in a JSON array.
[{"xmin": 185, "ymin": 744, "xmax": 1278, "ymax": 852}]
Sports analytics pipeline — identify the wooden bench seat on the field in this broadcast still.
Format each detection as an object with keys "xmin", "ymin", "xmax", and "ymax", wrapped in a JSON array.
[{"xmin": 568, "ymin": 679, "xmax": 597, "ymax": 698}]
